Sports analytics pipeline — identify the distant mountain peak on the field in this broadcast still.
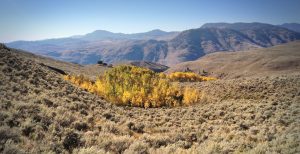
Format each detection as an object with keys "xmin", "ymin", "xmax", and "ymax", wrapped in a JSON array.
[
  {"xmin": 149, "ymin": 29, "xmax": 164, "ymax": 32},
  {"xmin": 86, "ymin": 29, "xmax": 118, "ymax": 35},
  {"xmin": 92, "ymin": 29, "xmax": 115, "ymax": 33},
  {"xmin": 143, "ymin": 29, "xmax": 168, "ymax": 35}
]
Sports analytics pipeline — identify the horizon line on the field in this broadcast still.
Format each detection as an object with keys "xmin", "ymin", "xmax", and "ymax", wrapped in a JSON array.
[{"xmin": 4, "ymin": 21, "xmax": 300, "ymax": 43}]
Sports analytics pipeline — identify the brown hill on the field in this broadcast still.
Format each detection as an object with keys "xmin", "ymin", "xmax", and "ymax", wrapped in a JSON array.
[{"xmin": 167, "ymin": 41, "xmax": 300, "ymax": 78}]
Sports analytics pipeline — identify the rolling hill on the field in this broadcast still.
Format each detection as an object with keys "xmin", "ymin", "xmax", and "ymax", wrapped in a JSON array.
[{"xmin": 166, "ymin": 41, "xmax": 300, "ymax": 78}]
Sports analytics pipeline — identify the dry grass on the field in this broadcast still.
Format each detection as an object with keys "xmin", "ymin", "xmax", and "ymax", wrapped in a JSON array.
[{"xmin": 0, "ymin": 45, "xmax": 299, "ymax": 153}]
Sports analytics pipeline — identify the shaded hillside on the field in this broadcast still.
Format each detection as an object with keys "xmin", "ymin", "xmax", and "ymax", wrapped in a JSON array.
[
  {"xmin": 6, "ymin": 23, "xmax": 300, "ymax": 66},
  {"xmin": 162, "ymin": 23, "xmax": 300, "ymax": 65},
  {"xmin": 104, "ymin": 39, "xmax": 169, "ymax": 64},
  {"xmin": 1, "ymin": 44, "xmax": 299, "ymax": 153},
  {"xmin": 164, "ymin": 28, "xmax": 261, "ymax": 65},
  {"xmin": 166, "ymin": 41, "xmax": 300, "ymax": 78}
]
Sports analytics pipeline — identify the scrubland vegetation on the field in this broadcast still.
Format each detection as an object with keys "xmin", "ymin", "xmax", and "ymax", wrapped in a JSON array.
[
  {"xmin": 1, "ymin": 46, "xmax": 299, "ymax": 153},
  {"xmin": 63, "ymin": 65, "xmax": 206, "ymax": 108}
]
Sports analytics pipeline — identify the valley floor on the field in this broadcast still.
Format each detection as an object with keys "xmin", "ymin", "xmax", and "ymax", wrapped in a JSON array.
[{"xmin": 0, "ymin": 46, "xmax": 300, "ymax": 153}]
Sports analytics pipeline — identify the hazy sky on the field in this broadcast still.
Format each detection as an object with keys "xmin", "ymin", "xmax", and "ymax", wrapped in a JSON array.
[{"xmin": 1, "ymin": 0, "xmax": 300, "ymax": 42}]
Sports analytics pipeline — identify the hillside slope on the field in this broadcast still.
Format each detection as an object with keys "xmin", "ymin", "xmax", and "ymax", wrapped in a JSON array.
[
  {"xmin": 0, "ymin": 44, "xmax": 299, "ymax": 153},
  {"xmin": 167, "ymin": 41, "xmax": 300, "ymax": 78}
]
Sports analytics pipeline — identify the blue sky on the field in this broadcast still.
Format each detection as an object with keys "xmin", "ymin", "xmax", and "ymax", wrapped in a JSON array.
[{"xmin": 1, "ymin": 0, "xmax": 300, "ymax": 42}]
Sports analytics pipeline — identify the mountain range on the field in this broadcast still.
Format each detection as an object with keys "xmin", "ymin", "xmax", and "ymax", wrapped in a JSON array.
[{"xmin": 6, "ymin": 22, "xmax": 300, "ymax": 66}]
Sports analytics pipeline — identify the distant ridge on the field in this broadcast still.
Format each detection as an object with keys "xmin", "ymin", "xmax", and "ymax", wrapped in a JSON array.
[
  {"xmin": 201, "ymin": 22, "xmax": 274, "ymax": 30},
  {"xmin": 6, "ymin": 22, "xmax": 300, "ymax": 65},
  {"xmin": 278, "ymin": 23, "xmax": 300, "ymax": 33},
  {"xmin": 72, "ymin": 29, "xmax": 179, "ymax": 41}
]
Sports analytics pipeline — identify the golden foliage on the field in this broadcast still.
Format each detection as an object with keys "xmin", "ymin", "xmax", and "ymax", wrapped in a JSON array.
[
  {"xmin": 63, "ymin": 74, "xmax": 95, "ymax": 92},
  {"xmin": 63, "ymin": 66, "xmax": 211, "ymax": 108},
  {"xmin": 183, "ymin": 87, "xmax": 200, "ymax": 106},
  {"xmin": 168, "ymin": 72, "xmax": 217, "ymax": 82}
]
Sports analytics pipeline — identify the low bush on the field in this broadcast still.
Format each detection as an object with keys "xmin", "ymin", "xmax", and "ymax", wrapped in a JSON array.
[
  {"xmin": 63, "ymin": 132, "xmax": 81, "ymax": 152},
  {"xmin": 168, "ymin": 72, "xmax": 217, "ymax": 82}
]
